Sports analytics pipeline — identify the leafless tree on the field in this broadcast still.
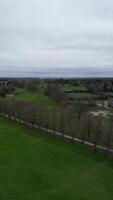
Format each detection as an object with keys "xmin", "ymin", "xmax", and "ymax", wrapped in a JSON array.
[
  {"xmin": 73, "ymin": 101, "xmax": 88, "ymax": 121},
  {"xmin": 107, "ymin": 116, "xmax": 113, "ymax": 151}
]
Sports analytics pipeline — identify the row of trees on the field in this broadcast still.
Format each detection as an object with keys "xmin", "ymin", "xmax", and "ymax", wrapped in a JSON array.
[{"xmin": 0, "ymin": 99, "xmax": 113, "ymax": 151}]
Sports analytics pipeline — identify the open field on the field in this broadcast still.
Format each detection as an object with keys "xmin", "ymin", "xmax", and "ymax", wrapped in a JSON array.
[
  {"xmin": 6, "ymin": 88, "xmax": 58, "ymax": 107},
  {"xmin": 68, "ymin": 92, "xmax": 99, "ymax": 99},
  {"xmin": 60, "ymin": 84, "xmax": 88, "ymax": 93},
  {"xmin": 5, "ymin": 86, "xmax": 103, "ymax": 105},
  {"xmin": 0, "ymin": 118, "xmax": 113, "ymax": 199}
]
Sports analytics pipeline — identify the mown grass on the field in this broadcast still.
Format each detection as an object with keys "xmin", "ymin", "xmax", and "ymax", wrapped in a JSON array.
[
  {"xmin": 0, "ymin": 118, "xmax": 113, "ymax": 199},
  {"xmin": 6, "ymin": 88, "xmax": 58, "ymax": 107},
  {"xmin": 69, "ymin": 92, "xmax": 99, "ymax": 99},
  {"xmin": 60, "ymin": 84, "xmax": 88, "ymax": 92}
]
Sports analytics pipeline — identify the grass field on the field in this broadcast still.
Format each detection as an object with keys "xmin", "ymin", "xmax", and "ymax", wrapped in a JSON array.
[
  {"xmin": 61, "ymin": 84, "xmax": 88, "ymax": 93},
  {"xmin": 0, "ymin": 118, "xmax": 113, "ymax": 199},
  {"xmin": 6, "ymin": 88, "xmax": 58, "ymax": 107},
  {"xmin": 68, "ymin": 92, "xmax": 99, "ymax": 99}
]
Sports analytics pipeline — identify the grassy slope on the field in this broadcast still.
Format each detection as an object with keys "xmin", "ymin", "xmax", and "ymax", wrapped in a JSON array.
[
  {"xmin": 0, "ymin": 118, "xmax": 113, "ymax": 199},
  {"xmin": 6, "ymin": 88, "xmax": 58, "ymax": 107}
]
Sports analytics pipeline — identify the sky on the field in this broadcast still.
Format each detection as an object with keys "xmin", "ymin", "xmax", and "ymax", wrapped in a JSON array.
[{"xmin": 0, "ymin": 0, "xmax": 113, "ymax": 77}]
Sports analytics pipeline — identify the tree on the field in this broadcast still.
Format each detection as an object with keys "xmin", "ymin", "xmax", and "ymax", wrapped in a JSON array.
[
  {"xmin": 107, "ymin": 117, "xmax": 113, "ymax": 151},
  {"xmin": 0, "ymin": 87, "xmax": 7, "ymax": 97},
  {"xmin": 45, "ymin": 84, "xmax": 67, "ymax": 103},
  {"xmin": 85, "ymin": 116, "xmax": 93, "ymax": 141},
  {"xmin": 73, "ymin": 101, "xmax": 88, "ymax": 121},
  {"xmin": 59, "ymin": 108, "xmax": 65, "ymax": 136},
  {"xmin": 52, "ymin": 108, "xmax": 56, "ymax": 134}
]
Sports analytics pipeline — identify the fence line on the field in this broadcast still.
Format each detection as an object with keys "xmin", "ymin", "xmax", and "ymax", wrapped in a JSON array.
[{"xmin": 1, "ymin": 113, "xmax": 113, "ymax": 154}]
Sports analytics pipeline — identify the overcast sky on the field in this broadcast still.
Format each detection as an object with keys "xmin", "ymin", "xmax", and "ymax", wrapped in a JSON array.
[{"xmin": 0, "ymin": 0, "xmax": 113, "ymax": 76}]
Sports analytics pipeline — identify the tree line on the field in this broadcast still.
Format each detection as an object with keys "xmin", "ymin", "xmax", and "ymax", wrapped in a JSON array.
[{"xmin": 0, "ymin": 99, "xmax": 113, "ymax": 152}]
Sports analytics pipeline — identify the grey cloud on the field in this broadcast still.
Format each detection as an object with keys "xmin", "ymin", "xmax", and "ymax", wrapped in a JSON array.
[{"xmin": 0, "ymin": 0, "xmax": 113, "ymax": 76}]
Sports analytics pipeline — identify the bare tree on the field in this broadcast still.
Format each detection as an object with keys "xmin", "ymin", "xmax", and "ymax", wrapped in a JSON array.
[
  {"xmin": 73, "ymin": 101, "xmax": 88, "ymax": 121},
  {"xmin": 60, "ymin": 109, "xmax": 65, "ymax": 136},
  {"xmin": 107, "ymin": 116, "xmax": 113, "ymax": 151},
  {"xmin": 52, "ymin": 108, "xmax": 56, "ymax": 134},
  {"xmin": 67, "ymin": 106, "xmax": 76, "ymax": 139}
]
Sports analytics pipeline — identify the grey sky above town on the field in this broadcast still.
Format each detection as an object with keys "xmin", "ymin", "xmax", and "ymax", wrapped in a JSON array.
[{"xmin": 0, "ymin": 0, "xmax": 113, "ymax": 76}]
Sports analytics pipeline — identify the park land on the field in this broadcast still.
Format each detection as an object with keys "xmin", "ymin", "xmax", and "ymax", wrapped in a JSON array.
[{"xmin": 0, "ymin": 78, "xmax": 113, "ymax": 199}]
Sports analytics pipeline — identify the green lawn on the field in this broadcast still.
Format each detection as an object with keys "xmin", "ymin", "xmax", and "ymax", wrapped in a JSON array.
[
  {"xmin": 61, "ymin": 84, "xmax": 88, "ymax": 93},
  {"xmin": 6, "ymin": 89, "xmax": 58, "ymax": 107},
  {"xmin": 69, "ymin": 92, "xmax": 99, "ymax": 99},
  {"xmin": 0, "ymin": 118, "xmax": 113, "ymax": 199}
]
